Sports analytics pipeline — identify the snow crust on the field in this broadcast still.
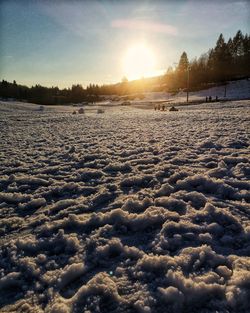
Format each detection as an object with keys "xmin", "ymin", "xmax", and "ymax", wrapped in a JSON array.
[{"xmin": 0, "ymin": 99, "xmax": 249, "ymax": 313}]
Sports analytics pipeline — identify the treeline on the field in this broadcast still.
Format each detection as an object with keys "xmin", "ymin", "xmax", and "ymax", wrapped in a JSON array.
[
  {"xmin": 0, "ymin": 81, "xmax": 101, "ymax": 105},
  {"xmin": 0, "ymin": 78, "xmax": 155, "ymax": 104},
  {"xmin": 164, "ymin": 30, "xmax": 250, "ymax": 92},
  {"xmin": 0, "ymin": 30, "xmax": 249, "ymax": 104}
]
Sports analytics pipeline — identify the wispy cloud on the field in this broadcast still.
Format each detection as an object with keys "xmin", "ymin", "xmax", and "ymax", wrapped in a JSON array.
[
  {"xmin": 111, "ymin": 19, "xmax": 178, "ymax": 35},
  {"xmin": 39, "ymin": 2, "xmax": 109, "ymax": 39}
]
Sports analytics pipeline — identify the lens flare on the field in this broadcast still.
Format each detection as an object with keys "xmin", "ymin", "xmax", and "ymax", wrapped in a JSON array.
[{"xmin": 122, "ymin": 44, "xmax": 156, "ymax": 80}]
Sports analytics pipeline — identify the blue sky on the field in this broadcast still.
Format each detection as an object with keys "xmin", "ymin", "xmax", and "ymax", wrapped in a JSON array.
[{"xmin": 0, "ymin": 0, "xmax": 249, "ymax": 88}]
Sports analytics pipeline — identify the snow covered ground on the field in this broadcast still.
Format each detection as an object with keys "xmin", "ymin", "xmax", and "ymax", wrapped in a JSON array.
[
  {"xmin": 143, "ymin": 78, "xmax": 250, "ymax": 103},
  {"xmin": 0, "ymin": 100, "xmax": 249, "ymax": 313}
]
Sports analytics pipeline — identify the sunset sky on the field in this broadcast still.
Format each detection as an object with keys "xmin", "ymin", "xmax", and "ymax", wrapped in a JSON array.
[{"xmin": 0, "ymin": 0, "xmax": 249, "ymax": 88}]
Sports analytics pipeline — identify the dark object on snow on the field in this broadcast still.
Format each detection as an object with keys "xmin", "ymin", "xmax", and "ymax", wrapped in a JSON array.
[
  {"xmin": 169, "ymin": 106, "xmax": 178, "ymax": 112},
  {"xmin": 162, "ymin": 105, "xmax": 165, "ymax": 111},
  {"xmin": 209, "ymin": 96, "xmax": 212, "ymax": 102},
  {"xmin": 121, "ymin": 101, "xmax": 131, "ymax": 106},
  {"xmin": 216, "ymin": 96, "xmax": 218, "ymax": 101},
  {"xmin": 78, "ymin": 108, "xmax": 84, "ymax": 114},
  {"xmin": 206, "ymin": 96, "xmax": 208, "ymax": 102},
  {"xmin": 72, "ymin": 111, "xmax": 76, "ymax": 114}
]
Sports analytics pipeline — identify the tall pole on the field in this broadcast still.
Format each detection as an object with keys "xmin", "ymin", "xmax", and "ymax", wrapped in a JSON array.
[{"xmin": 187, "ymin": 66, "xmax": 190, "ymax": 103}]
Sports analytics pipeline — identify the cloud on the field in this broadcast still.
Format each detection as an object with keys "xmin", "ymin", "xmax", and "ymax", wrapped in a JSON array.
[
  {"xmin": 111, "ymin": 19, "xmax": 178, "ymax": 35},
  {"xmin": 39, "ymin": 1, "xmax": 109, "ymax": 39}
]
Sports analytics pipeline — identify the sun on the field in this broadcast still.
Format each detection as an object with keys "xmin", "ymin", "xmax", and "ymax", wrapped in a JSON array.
[{"xmin": 122, "ymin": 43, "xmax": 156, "ymax": 80}]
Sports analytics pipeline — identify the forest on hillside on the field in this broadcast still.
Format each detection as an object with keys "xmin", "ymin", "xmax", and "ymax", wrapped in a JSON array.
[{"xmin": 0, "ymin": 30, "xmax": 249, "ymax": 105}]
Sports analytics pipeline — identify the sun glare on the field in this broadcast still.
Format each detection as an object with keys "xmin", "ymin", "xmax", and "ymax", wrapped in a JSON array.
[{"xmin": 122, "ymin": 44, "xmax": 156, "ymax": 80}]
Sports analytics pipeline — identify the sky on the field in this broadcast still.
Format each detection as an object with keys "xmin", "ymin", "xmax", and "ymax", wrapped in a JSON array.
[{"xmin": 0, "ymin": 0, "xmax": 249, "ymax": 88}]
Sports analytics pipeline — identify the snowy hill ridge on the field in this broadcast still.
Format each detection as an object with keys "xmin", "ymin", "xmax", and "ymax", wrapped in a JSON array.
[{"xmin": 143, "ymin": 79, "xmax": 250, "ymax": 102}]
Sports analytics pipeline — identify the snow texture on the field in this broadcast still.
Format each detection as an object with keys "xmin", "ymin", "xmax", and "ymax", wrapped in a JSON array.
[{"xmin": 0, "ymin": 98, "xmax": 249, "ymax": 313}]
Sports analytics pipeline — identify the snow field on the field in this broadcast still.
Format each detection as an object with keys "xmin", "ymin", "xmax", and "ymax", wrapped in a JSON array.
[{"xmin": 0, "ymin": 100, "xmax": 249, "ymax": 313}]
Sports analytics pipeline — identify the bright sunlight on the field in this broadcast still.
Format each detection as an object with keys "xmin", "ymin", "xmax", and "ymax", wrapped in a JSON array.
[{"xmin": 122, "ymin": 43, "xmax": 156, "ymax": 80}]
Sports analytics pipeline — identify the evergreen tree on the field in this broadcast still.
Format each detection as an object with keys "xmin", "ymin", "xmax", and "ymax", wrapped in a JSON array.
[
  {"xmin": 243, "ymin": 34, "xmax": 250, "ymax": 75},
  {"xmin": 212, "ymin": 34, "xmax": 232, "ymax": 81},
  {"xmin": 177, "ymin": 52, "xmax": 189, "ymax": 88},
  {"xmin": 177, "ymin": 51, "xmax": 189, "ymax": 72},
  {"xmin": 232, "ymin": 30, "xmax": 244, "ymax": 57}
]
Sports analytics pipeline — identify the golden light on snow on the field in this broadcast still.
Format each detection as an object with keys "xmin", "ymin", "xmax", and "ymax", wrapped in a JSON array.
[{"xmin": 122, "ymin": 43, "xmax": 156, "ymax": 80}]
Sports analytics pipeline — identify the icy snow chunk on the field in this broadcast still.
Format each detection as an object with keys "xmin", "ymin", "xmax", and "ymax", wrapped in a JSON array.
[
  {"xmin": 176, "ymin": 191, "xmax": 207, "ymax": 209},
  {"xmin": 136, "ymin": 254, "xmax": 175, "ymax": 274},
  {"xmin": 158, "ymin": 286, "xmax": 184, "ymax": 304},
  {"xmin": 22, "ymin": 197, "xmax": 46, "ymax": 209},
  {"xmin": 225, "ymin": 268, "xmax": 250, "ymax": 310},
  {"xmin": 155, "ymin": 197, "xmax": 187, "ymax": 214},
  {"xmin": 134, "ymin": 300, "xmax": 152, "ymax": 313},
  {"xmin": 15, "ymin": 175, "xmax": 50, "ymax": 186},
  {"xmin": 0, "ymin": 192, "xmax": 30, "ymax": 203},
  {"xmin": 215, "ymin": 265, "xmax": 232, "ymax": 278},
  {"xmin": 78, "ymin": 169, "xmax": 103, "ymax": 181},
  {"xmin": 177, "ymin": 174, "xmax": 237, "ymax": 198},
  {"xmin": 155, "ymin": 183, "xmax": 174, "ymax": 197},
  {"xmin": 208, "ymin": 165, "xmax": 230, "ymax": 179},
  {"xmin": 71, "ymin": 272, "xmax": 120, "ymax": 303},
  {"xmin": 50, "ymin": 199, "xmax": 77, "ymax": 212},
  {"xmin": 96, "ymin": 238, "xmax": 124, "ymax": 259},
  {"xmin": 36, "ymin": 254, "xmax": 47, "ymax": 264},
  {"xmin": 122, "ymin": 196, "xmax": 153, "ymax": 213},
  {"xmin": 198, "ymin": 140, "xmax": 220, "ymax": 149},
  {"xmin": 104, "ymin": 162, "xmax": 132, "ymax": 172},
  {"xmin": 58, "ymin": 263, "xmax": 85, "ymax": 289},
  {"xmin": 120, "ymin": 174, "xmax": 154, "ymax": 188},
  {"xmin": 51, "ymin": 302, "xmax": 69, "ymax": 313},
  {"xmin": 0, "ymin": 272, "xmax": 21, "ymax": 289},
  {"xmin": 68, "ymin": 145, "xmax": 76, "ymax": 153},
  {"xmin": 19, "ymin": 257, "xmax": 41, "ymax": 277},
  {"xmin": 198, "ymin": 233, "xmax": 212, "ymax": 243}
]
